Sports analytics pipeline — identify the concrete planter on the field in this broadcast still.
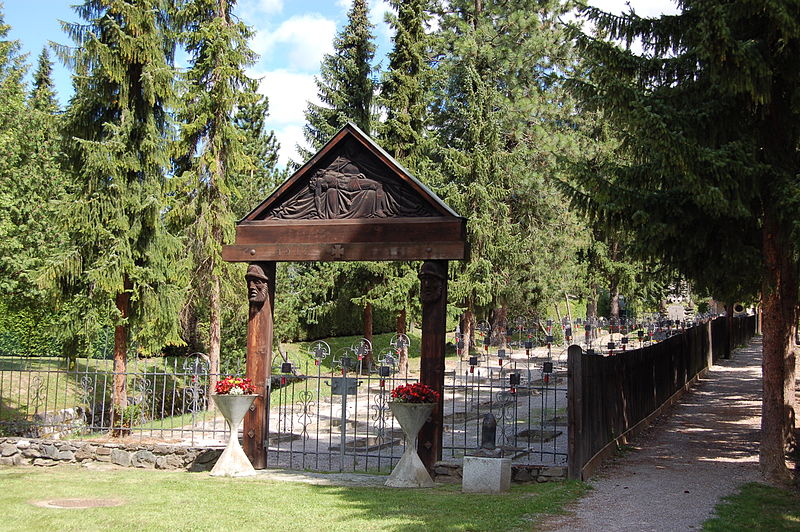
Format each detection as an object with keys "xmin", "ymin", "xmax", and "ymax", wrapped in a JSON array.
[
  {"xmin": 209, "ymin": 394, "xmax": 258, "ymax": 477},
  {"xmin": 385, "ymin": 402, "xmax": 435, "ymax": 488}
]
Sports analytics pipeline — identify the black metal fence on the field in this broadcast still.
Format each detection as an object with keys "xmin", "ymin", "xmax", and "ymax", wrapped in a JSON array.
[
  {"xmin": 264, "ymin": 353, "xmax": 567, "ymax": 472},
  {"xmin": 0, "ymin": 354, "xmax": 243, "ymax": 445},
  {"xmin": 0, "ymin": 346, "xmax": 566, "ymax": 472}
]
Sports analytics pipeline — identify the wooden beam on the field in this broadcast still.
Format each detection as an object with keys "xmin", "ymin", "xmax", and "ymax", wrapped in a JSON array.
[
  {"xmin": 243, "ymin": 262, "xmax": 276, "ymax": 469},
  {"xmin": 222, "ymin": 241, "xmax": 466, "ymax": 262},
  {"xmin": 235, "ymin": 218, "xmax": 466, "ymax": 245},
  {"xmin": 418, "ymin": 260, "xmax": 448, "ymax": 471}
]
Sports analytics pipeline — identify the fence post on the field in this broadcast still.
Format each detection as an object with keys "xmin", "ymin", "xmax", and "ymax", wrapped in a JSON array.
[{"xmin": 567, "ymin": 345, "xmax": 583, "ymax": 480}]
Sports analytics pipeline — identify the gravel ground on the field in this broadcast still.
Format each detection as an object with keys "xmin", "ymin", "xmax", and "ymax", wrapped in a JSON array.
[{"xmin": 539, "ymin": 338, "xmax": 764, "ymax": 532}]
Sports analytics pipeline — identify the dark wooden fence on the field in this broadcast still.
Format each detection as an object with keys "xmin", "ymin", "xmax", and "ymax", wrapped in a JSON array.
[{"xmin": 567, "ymin": 316, "xmax": 756, "ymax": 480}]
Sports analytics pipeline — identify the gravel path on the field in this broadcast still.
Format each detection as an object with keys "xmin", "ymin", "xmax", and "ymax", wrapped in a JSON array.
[{"xmin": 539, "ymin": 338, "xmax": 764, "ymax": 532}]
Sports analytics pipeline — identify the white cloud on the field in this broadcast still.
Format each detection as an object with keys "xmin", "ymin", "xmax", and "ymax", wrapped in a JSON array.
[
  {"xmin": 251, "ymin": 15, "xmax": 336, "ymax": 72},
  {"xmin": 273, "ymin": 124, "xmax": 308, "ymax": 168},
  {"xmin": 239, "ymin": 0, "xmax": 284, "ymax": 17},
  {"xmin": 587, "ymin": 0, "xmax": 679, "ymax": 17},
  {"xmin": 369, "ymin": 0, "xmax": 393, "ymax": 26},
  {"xmin": 250, "ymin": 69, "xmax": 320, "ymax": 166}
]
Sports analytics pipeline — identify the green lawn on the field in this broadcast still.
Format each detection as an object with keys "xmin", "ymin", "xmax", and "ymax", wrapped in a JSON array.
[
  {"xmin": 704, "ymin": 482, "xmax": 800, "ymax": 531},
  {"xmin": 0, "ymin": 466, "xmax": 586, "ymax": 532}
]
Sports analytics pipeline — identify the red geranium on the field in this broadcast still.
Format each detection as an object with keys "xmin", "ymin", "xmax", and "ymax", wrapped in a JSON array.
[
  {"xmin": 390, "ymin": 382, "xmax": 439, "ymax": 403},
  {"xmin": 215, "ymin": 376, "xmax": 256, "ymax": 395}
]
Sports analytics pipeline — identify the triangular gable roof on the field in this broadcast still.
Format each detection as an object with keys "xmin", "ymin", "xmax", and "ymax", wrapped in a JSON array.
[
  {"xmin": 244, "ymin": 122, "xmax": 461, "ymax": 221},
  {"xmin": 223, "ymin": 123, "xmax": 467, "ymax": 263}
]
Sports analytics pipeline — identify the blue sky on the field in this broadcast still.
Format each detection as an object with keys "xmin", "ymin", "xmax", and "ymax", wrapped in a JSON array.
[{"xmin": 4, "ymin": 0, "xmax": 677, "ymax": 168}]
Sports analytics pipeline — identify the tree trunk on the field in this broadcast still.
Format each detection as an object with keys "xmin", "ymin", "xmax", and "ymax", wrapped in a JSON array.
[
  {"xmin": 462, "ymin": 306, "xmax": 475, "ymax": 353},
  {"xmin": 609, "ymin": 281, "xmax": 620, "ymax": 321},
  {"xmin": 724, "ymin": 303, "xmax": 734, "ymax": 359},
  {"xmin": 760, "ymin": 213, "xmax": 798, "ymax": 484},
  {"xmin": 565, "ymin": 293, "xmax": 573, "ymax": 326},
  {"xmin": 209, "ymin": 274, "xmax": 221, "ymax": 394},
  {"xmin": 587, "ymin": 283, "xmax": 598, "ymax": 321},
  {"xmin": 112, "ymin": 277, "xmax": 132, "ymax": 435},
  {"xmin": 492, "ymin": 306, "xmax": 508, "ymax": 349},
  {"xmin": 397, "ymin": 309, "xmax": 408, "ymax": 375}
]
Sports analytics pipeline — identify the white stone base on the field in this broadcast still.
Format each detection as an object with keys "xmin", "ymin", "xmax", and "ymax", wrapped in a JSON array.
[{"xmin": 462, "ymin": 456, "xmax": 511, "ymax": 493}]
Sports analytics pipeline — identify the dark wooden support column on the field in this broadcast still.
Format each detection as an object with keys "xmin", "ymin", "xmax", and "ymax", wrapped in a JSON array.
[
  {"xmin": 417, "ymin": 260, "xmax": 448, "ymax": 471},
  {"xmin": 243, "ymin": 261, "xmax": 276, "ymax": 469}
]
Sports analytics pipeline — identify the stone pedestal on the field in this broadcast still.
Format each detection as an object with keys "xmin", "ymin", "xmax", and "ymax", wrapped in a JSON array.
[
  {"xmin": 210, "ymin": 394, "xmax": 258, "ymax": 477},
  {"xmin": 386, "ymin": 402, "xmax": 435, "ymax": 488},
  {"xmin": 462, "ymin": 456, "xmax": 511, "ymax": 493}
]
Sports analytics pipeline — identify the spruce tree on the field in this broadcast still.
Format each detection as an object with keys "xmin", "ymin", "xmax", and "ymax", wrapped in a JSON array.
[
  {"xmin": 296, "ymin": 0, "xmax": 380, "ymax": 357},
  {"xmin": 299, "ymin": 0, "xmax": 376, "ymax": 159},
  {"xmin": 430, "ymin": 0, "xmax": 582, "ymax": 346},
  {"xmin": 47, "ymin": 0, "xmax": 183, "ymax": 415},
  {"xmin": 372, "ymin": 0, "xmax": 435, "ymax": 371},
  {"xmin": 568, "ymin": 1, "xmax": 800, "ymax": 482},
  {"xmin": 231, "ymin": 91, "xmax": 281, "ymax": 219},
  {"xmin": 379, "ymin": 0, "xmax": 431, "ymax": 167},
  {"xmin": 172, "ymin": 0, "xmax": 260, "ymax": 389}
]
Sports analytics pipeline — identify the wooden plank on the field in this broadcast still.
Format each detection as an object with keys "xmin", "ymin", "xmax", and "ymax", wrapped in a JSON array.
[
  {"xmin": 222, "ymin": 241, "xmax": 466, "ymax": 262},
  {"xmin": 235, "ymin": 217, "xmax": 466, "ymax": 245},
  {"xmin": 567, "ymin": 348, "xmax": 583, "ymax": 480}
]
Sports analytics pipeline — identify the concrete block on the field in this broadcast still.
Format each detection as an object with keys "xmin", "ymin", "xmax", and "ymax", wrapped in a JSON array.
[{"xmin": 462, "ymin": 456, "xmax": 511, "ymax": 493}]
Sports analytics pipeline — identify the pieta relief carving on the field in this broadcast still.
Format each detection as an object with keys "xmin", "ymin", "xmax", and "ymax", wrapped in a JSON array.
[{"xmin": 262, "ymin": 150, "xmax": 439, "ymax": 220}]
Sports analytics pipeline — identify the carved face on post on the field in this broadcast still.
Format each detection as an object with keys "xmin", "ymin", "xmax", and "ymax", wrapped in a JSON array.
[
  {"xmin": 418, "ymin": 262, "xmax": 446, "ymax": 304},
  {"xmin": 245, "ymin": 264, "xmax": 269, "ymax": 305}
]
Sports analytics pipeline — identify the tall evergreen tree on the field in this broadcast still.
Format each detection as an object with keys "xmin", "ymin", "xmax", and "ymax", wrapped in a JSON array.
[
  {"xmin": 231, "ymin": 91, "xmax": 281, "ymax": 219},
  {"xmin": 372, "ymin": 0, "xmax": 435, "ymax": 371},
  {"xmin": 299, "ymin": 0, "xmax": 376, "ymax": 159},
  {"xmin": 294, "ymin": 0, "xmax": 381, "ymax": 358},
  {"xmin": 46, "ymin": 0, "xmax": 184, "ymax": 415},
  {"xmin": 379, "ymin": 0, "xmax": 431, "ymax": 168},
  {"xmin": 30, "ymin": 48, "xmax": 58, "ymax": 113},
  {"xmin": 430, "ymin": 0, "xmax": 582, "ymax": 346},
  {"xmin": 172, "ymin": 0, "xmax": 259, "ymax": 389},
  {"xmin": 568, "ymin": 1, "xmax": 800, "ymax": 482}
]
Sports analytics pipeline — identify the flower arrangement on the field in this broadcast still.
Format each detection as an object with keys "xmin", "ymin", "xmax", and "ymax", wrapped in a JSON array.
[
  {"xmin": 215, "ymin": 376, "xmax": 256, "ymax": 395},
  {"xmin": 390, "ymin": 382, "xmax": 440, "ymax": 403}
]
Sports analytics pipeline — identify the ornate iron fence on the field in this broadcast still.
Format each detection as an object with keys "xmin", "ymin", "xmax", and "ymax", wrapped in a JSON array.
[{"xmin": 0, "ymin": 354, "xmax": 243, "ymax": 445}]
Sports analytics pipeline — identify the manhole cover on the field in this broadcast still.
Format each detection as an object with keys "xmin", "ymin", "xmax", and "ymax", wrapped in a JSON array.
[{"xmin": 32, "ymin": 498, "xmax": 123, "ymax": 509}]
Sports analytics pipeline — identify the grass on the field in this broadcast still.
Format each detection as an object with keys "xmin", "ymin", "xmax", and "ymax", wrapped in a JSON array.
[
  {"xmin": 703, "ymin": 482, "xmax": 800, "ymax": 531},
  {"xmin": 0, "ymin": 466, "xmax": 587, "ymax": 532}
]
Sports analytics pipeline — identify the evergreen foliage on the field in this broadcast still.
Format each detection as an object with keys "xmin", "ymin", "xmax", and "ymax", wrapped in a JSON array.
[
  {"xmin": 171, "ymin": 0, "xmax": 264, "ymax": 384},
  {"xmin": 566, "ymin": 0, "xmax": 800, "ymax": 482},
  {"xmin": 429, "ymin": 0, "xmax": 585, "ymax": 341},
  {"xmin": 299, "ymin": 0, "xmax": 377, "ymax": 160},
  {"xmin": 45, "ymin": 0, "xmax": 184, "ymax": 406},
  {"xmin": 231, "ymin": 91, "xmax": 281, "ymax": 219}
]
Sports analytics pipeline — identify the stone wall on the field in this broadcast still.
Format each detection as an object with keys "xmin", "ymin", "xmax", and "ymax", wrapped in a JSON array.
[
  {"xmin": 0, "ymin": 437, "xmax": 221, "ymax": 471},
  {"xmin": 1, "ymin": 437, "xmax": 568, "ymax": 482},
  {"xmin": 433, "ymin": 460, "xmax": 567, "ymax": 483}
]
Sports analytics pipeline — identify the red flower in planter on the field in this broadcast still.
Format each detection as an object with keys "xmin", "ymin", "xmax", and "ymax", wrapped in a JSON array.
[
  {"xmin": 390, "ymin": 382, "xmax": 439, "ymax": 403},
  {"xmin": 215, "ymin": 376, "xmax": 256, "ymax": 395}
]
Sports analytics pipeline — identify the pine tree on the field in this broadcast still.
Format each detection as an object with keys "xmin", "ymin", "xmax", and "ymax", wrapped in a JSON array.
[
  {"xmin": 231, "ymin": 91, "xmax": 281, "ymax": 219},
  {"xmin": 373, "ymin": 0, "xmax": 435, "ymax": 371},
  {"xmin": 47, "ymin": 0, "xmax": 184, "ymax": 416},
  {"xmin": 172, "ymin": 0, "xmax": 260, "ymax": 390},
  {"xmin": 430, "ymin": 0, "xmax": 582, "ymax": 346},
  {"xmin": 0, "ymin": 11, "xmax": 34, "ymax": 299},
  {"xmin": 299, "ymin": 0, "xmax": 376, "ymax": 159},
  {"xmin": 568, "ymin": 1, "xmax": 800, "ymax": 482},
  {"xmin": 379, "ymin": 0, "xmax": 431, "ymax": 168}
]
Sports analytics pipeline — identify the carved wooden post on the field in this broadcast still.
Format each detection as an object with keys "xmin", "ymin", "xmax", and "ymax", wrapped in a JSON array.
[
  {"xmin": 417, "ymin": 260, "xmax": 448, "ymax": 471},
  {"xmin": 243, "ymin": 262, "xmax": 276, "ymax": 469}
]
